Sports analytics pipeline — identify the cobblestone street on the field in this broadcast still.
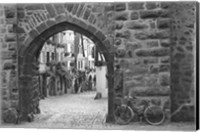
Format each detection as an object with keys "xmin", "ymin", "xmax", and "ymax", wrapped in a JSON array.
[
  {"xmin": 36, "ymin": 91, "xmax": 108, "ymax": 129},
  {"xmin": 1, "ymin": 91, "xmax": 195, "ymax": 130}
]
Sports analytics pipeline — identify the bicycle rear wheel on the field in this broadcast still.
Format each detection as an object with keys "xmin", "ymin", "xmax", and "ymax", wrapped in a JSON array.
[
  {"xmin": 114, "ymin": 105, "xmax": 134, "ymax": 125},
  {"xmin": 144, "ymin": 106, "xmax": 165, "ymax": 125}
]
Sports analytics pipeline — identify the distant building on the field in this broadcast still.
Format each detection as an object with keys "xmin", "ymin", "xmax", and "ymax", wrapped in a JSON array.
[
  {"xmin": 38, "ymin": 30, "xmax": 97, "ymax": 96},
  {"xmin": 38, "ymin": 32, "xmax": 69, "ymax": 97}
]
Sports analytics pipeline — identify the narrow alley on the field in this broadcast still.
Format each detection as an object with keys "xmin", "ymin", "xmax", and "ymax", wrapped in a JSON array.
[
  {"xmin": 37, "ymin": 91, "xmax": 107, "ymax": 128},
  {"xmin": 16, "ymin": 91, "xmax": 107, "ymax": 129}
]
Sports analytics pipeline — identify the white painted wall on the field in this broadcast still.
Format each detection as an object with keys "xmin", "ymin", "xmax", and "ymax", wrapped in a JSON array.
[{"xmin": 96, "ymin": 66, "xmax": 108, "ymax": 98}]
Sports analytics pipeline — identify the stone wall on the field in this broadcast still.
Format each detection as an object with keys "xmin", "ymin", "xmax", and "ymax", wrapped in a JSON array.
[
  {"xmin": 113, "ymin": 2, "xmax": 171, "ymax": 118},
  {"xmin": 1, "ymin": 4, "xmax": 19, "ymax": 123},
  {"xmin": 170, "ymin": 2, "xmax": 196, "ymax": 122}
]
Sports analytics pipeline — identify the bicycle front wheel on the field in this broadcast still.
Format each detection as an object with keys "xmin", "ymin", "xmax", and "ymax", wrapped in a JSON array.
[
  {"xmin": 144, "ymin": 106, "xmax": 165, "ymax": 125},
  {"xmin": 114, "ymin": 105, "xmax": 134, "ymax": 125}
]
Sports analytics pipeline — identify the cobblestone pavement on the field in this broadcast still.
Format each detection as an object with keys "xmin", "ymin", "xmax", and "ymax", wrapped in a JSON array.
[{"xmin": 1, "ymin": 91, "xmax": 195, "ymax": 130}]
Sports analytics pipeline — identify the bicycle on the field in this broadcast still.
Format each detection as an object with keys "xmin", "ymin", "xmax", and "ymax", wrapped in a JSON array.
[{"xmin": 114, "ymin": 96, "xmax": 165, "ymax": 125}]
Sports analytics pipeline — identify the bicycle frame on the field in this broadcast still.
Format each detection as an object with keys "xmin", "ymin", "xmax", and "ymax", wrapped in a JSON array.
[{"xmin": 126, "ymin": 96, "xmax": 150, "ymax": 116}]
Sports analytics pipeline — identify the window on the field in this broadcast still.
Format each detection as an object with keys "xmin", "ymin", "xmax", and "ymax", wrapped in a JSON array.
[
  {"xmin": 43, "ymin": 52, "xmax": 45, "ymax": 63},
  {"xmin": 81, "ymin": 61, "xmax": 83, "ymax": 69},
  {"xmin": 46, "ymin": 52, "xmax": 50, "ymax": 63},
  {"xmin": 92, "ymin": 47, "xmax": 95, "ymax": 58},
  {"xmin": 61, "ymin": 53, "xmax": 63, "ymax": 61},
  {"xmin": 52, "ymin": 52, "xmax": 54, "ymax": 60},
  {"xmin": 78, "ymin": 61, "xmax": 80, "ymax": 69}
]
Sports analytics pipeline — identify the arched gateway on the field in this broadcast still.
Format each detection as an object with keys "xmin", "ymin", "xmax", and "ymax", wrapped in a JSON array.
[
  {"xmin": 1, "ymin": 2, "xmax": 196, "ymax": 124},
  {"xmin": 17, "ymin": 3, "xmax": 115, "ymax": 122}
]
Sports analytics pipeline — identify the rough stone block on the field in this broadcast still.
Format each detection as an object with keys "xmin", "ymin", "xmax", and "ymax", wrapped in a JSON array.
[
  {"xmin": 11, "ymin": 100, "xmax": 18, "ymax": 107},
  {"xmin": 104, "ymin": 5, "xmax": 114, "ymax": 12},
  {"xmin": 171, "ymin": 104, "xmax": 194, "ymax": 122},
  {"xmin": 25, "ymin": 4, "xmax": 44, "ymax": 10},
  {"xmin": 128, "ymin": 2, "xmax": 144, "ymax": 10},
  {"xmin": 29, "ymin": 29, "xmax": 39, "ymax": 39},
  {"xmin": 159, "ymin": 10, "xmax": 170, "ymax": 17},
  {"xmin": 76, "ymin": 3, "xmax": 85, "ymax": 17},
  {"xmin": 115, "ymin": 30, "xmax": 130, "ymax": 39},
  {"xmin": 149, "ymin": 65, "xmax": 159, "ymax": 74},
  {"xmin": 151, "ymin": 98, "xmax": 161, "ymax": 106},
  {"xmin": 3, "ymin": 62, "xmax": 15, "ymax": 70},
  {"xmin": 88, "ymin": 14, "xmax": 95, "ymax": 23},
  {"xmin": 0, "ymin": 18, "xmax": 5, "ymax": 24},
  {"xmin": 55, "ymin": 14, "xmax": 67, "ymax": 24},
  {"xmin": 83, "ymin": 8, "xmax": 91, "ymax": 20},
  {"xmin": 35, "ymin": 23, "xmax": 47, "ymax": 34},
  {"xmin": 0, "ymin": 26, "xmax": 6, "ymax": 33},
  {"xmin": 174, "ymin": 53, "xmax": 186, "ymax": 62},
  {"xmin": 146, "ymin": 2, "xmax": 157, "ymax": 9},
  {"xmin": 114, "ymin": 3, "xmax": 126, "ymax": 11},
  {"xmin": 146, "ymin": 40, "xmax": 159, "ymax": 48},
  {"xmin": 17, "ymin": 11, "xmax": 25, "ymax": 19},
  {"xmin": 0, "ymin": 9, "xmax": 4, "ymax": 16},
  {"xmin": 161, "ymin": 56, "xmax": 170, "ymax": 63},
  {"xmin": 2, "ymin": 51, "xmax": 16, "ymax": 59},
  {"xmin": 140, "ymin": 10, "xmax": 159, "ymax": 18},
  {"xmin": 136, "ymin": 47, "xmax": 169, "ymax": 57},
  {"xmin": 95, "ymin": 31, "xmax": 106, "ymax": 42},
  {"xmin": 87, "ymin": 25, "xmax": 97, "ymax": 34},
  {"xmin": 16, "ymin": 26, "xmax": 25, "ymax": 33},
  {"xmin": 160, "ymin": 39, "xmax": 170, "ymax": 47},
  {"xmin": 46, "ymin": 19, "xmax": 56, "ymax": 27},
  {"xmin": 140, "ymin": 10, "xmax": 169, "ymax": 19},
  {"xmin": 10, "ymin": 93, "xmax": 19, "ymax": 100},
  {"xmin": 2, "ymin": 100, "xmax": 10, "ymax": 110},
  {"xmin": 150, "ymin": 22, "xmax": 156, "ymax": 29},
  {"xmin": 115, "ymin": 22, "xmax": 123, "ymax": 30},
  {"xmin": 5, "ymin": 34, "xmax": 16, "ymax": 42},
  {"xmin": 150, "ymin": 48, "xmax": 170, "ymax": 57},
  {"xmin": 159, "ymin": 73, "xmax": 170, "ymax": 86},
  {"xmin": 126, "ymin": 42, "xmax": 142, "ymax": 51},
  {"xmin": 135, "ymin": 30, "xmax": 170, "ymax": 40},
  {"xmin": 114, "ymin": 38, "xmax": 122, "ymax": 45},
  {"xmin": 121, "ymin": 61, "xmax": 149, "ymax": 75},
  {"xmin": 125, "ymin": 21, "xmax": 148, "ymax": 30},
  {"xmin": 160, "ymin": 2, "xmax": 171, "ymax": 9},
  {"xmin": 129, "ymin": 86, "xmax": 170, "ymax": 96},
  {"xmin": 114, "ymin": 12, "xmax": 129, "ymax": 20},
  {"xmin": 159, "ymin": 64, "xmax": 170, "ymax": 72},
  {"xmin": 157, "ymin": 18, "xmax": 170, "ymax": 29},
  {"xmin": 115, "ymin": 49, "xmax": 126, "ymax": 58},
  {"xmin": 143, "ymin": 58, "xmax": 158, "ymax": 64},
  {"xmin": 54, "ymin": 4, "xmax": 65, "ymax": 14},
  {"xmin": 3, "ymin": 108, "xmax": 18, "ymax": 123},
  {"xmin": 71, "ymin": 4, "xmax": 79, "ymax": 15},
  {"xmin": 65, "ymin": 3, "xmax": 74, "ymax": 12},
  {"xmin": 5, "ymin": 7, "xmax": 16, "ymax": 19},
  {"xmin": 45, "ymin": 4, "xmax": 57, "ymax": 18},
  {"xmin": 135, "ymin": 49, "xmax": 150, "ymax": 57},
  {"xmin": 130, "ymin": 11, "xmax": 139, "ymax": 20}
]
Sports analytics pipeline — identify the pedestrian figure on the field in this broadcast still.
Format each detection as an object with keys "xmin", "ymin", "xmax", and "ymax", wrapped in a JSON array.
[
  {"xmin": 74, "ymin": 78, "xmax": 79, "ymax": 93},
  {"xmin": 88, "ymin": 75, "xmax": 92, "ymax": 91},
  {"xmin": 93, "ymin": 75, "xmax": 96, "ymax": 89}
]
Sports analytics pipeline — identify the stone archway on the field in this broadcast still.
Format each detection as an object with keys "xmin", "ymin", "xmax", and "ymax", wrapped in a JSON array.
[{"xmin": 18, "ymin": 21, "xmax": 114, "ymax": 122}]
